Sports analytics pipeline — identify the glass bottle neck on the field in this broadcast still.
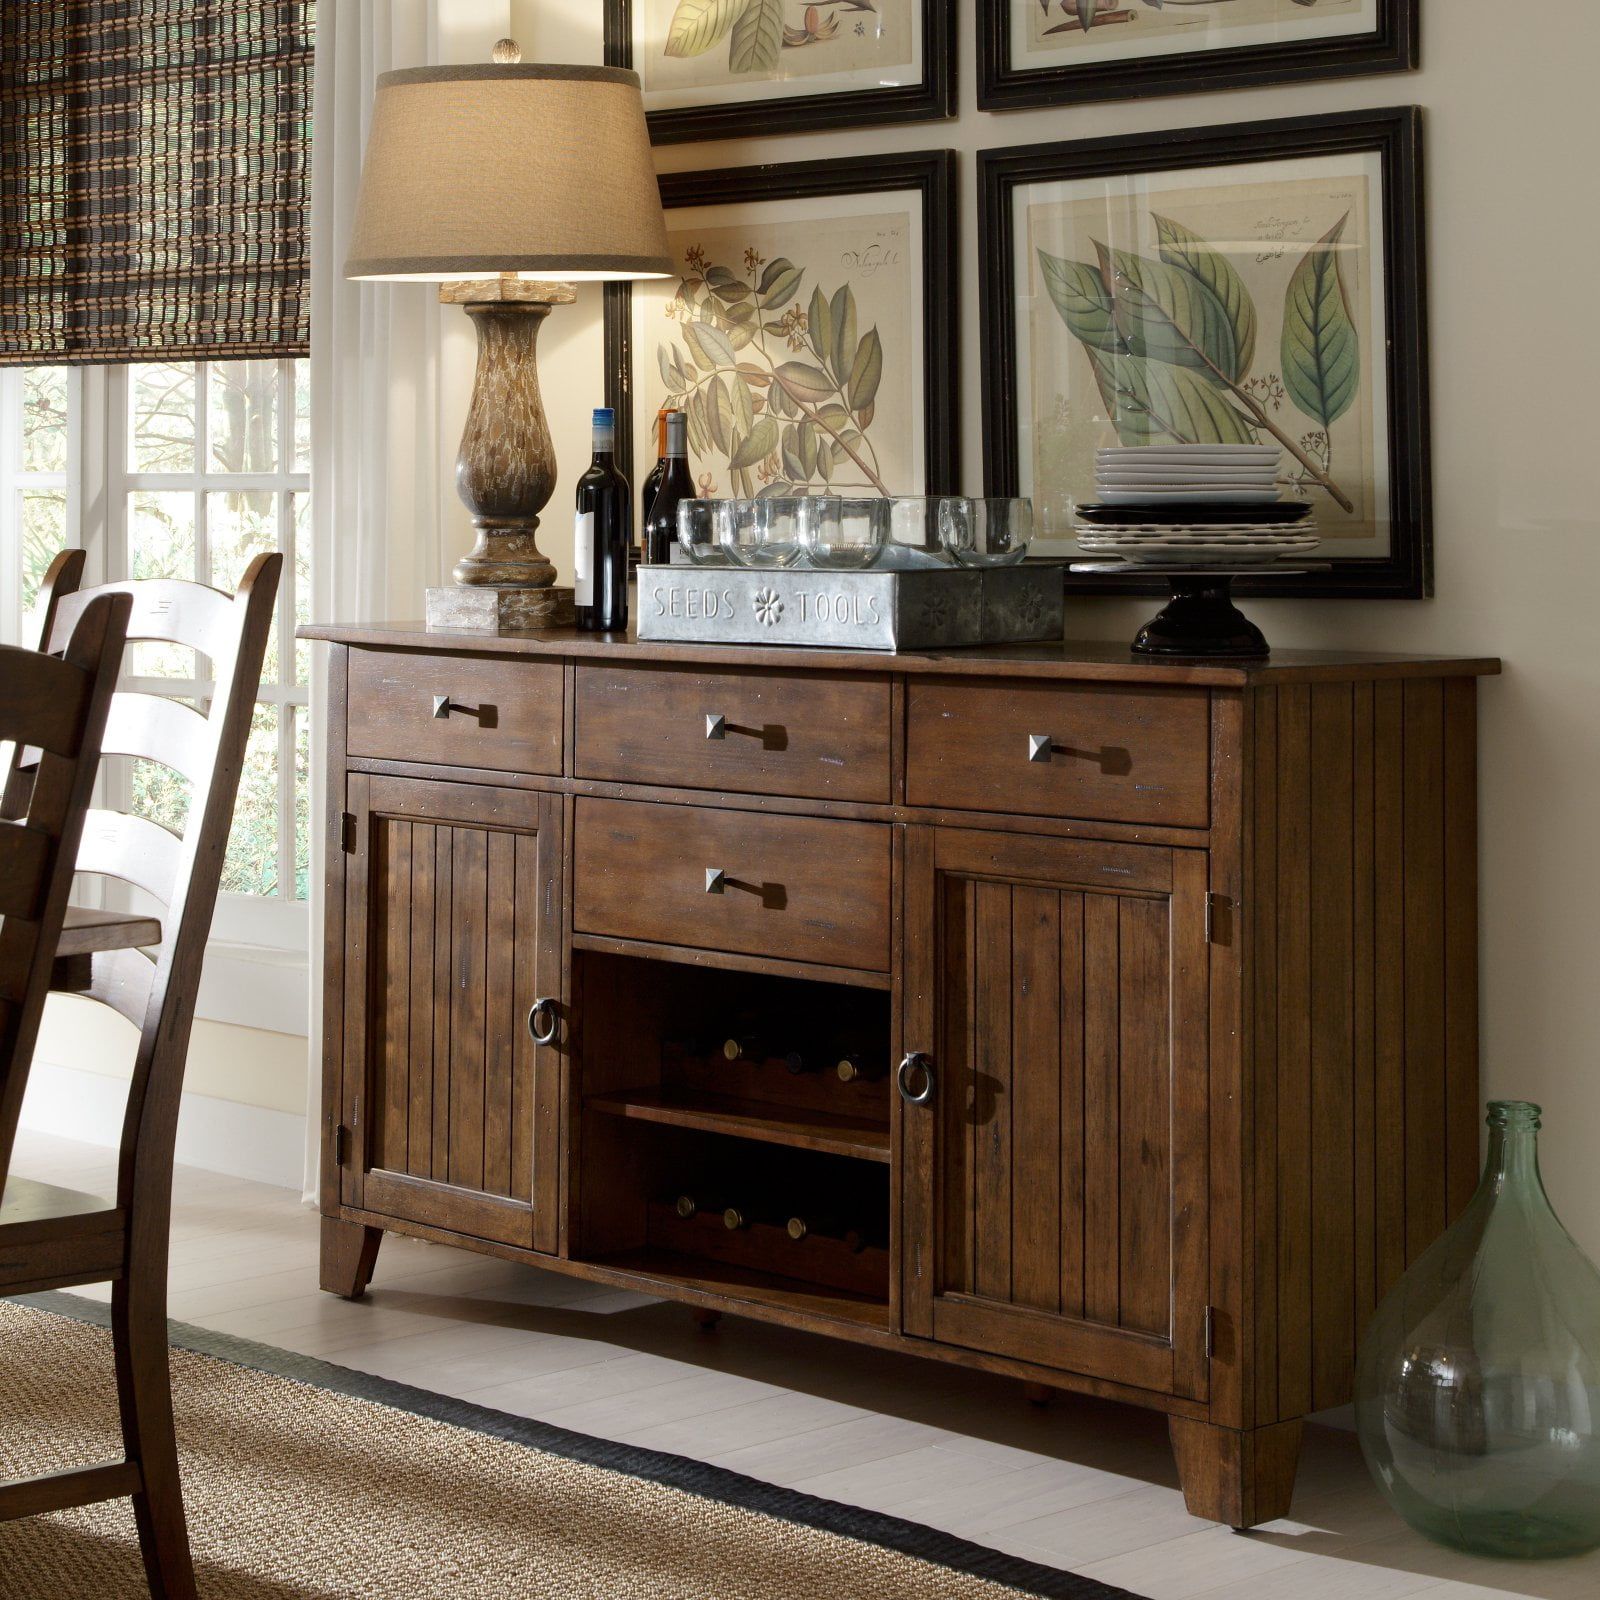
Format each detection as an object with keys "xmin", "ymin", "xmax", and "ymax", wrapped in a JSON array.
[{"xmin": 1479, "ymin": 1103, "xmax": 1545, "ymax": 1196}]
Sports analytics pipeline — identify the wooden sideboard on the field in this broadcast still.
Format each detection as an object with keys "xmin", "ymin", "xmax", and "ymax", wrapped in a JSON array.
[{"xmin": 303, "ymin": 622, "xmax": 1499, "ymax": 1529}]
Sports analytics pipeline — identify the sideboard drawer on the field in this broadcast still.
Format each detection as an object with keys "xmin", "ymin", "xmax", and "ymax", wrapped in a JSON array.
[
  {"xmin": 346, "ymin": 647, "xmax": 563, "ymax": 776},
  {"xmin": 574, "ymin": 797, "xmax": 890, "ymax": 973},
  {"xmin": 574, "ymin": 663, "xmax": 891, "ymax": 803},
  {"xmin": 906, "ymin": 679, "xmax": 1210, "ymax": 828}
]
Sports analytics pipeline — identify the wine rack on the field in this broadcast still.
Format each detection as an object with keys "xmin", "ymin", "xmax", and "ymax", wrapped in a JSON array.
[{"xmin": 574, "ymin": 951, "xmax": 894, "ymax": 1322}]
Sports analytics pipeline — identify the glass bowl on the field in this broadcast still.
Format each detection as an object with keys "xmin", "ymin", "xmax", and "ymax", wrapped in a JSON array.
[
  {"xmin": 799, "ymin": 497, "xmax": 888, "ymax": 570},
  {"xmin": 718, "ymin": 497, "xmax": 804, "ymax": 568},
  {"xmin": 677, "ymin": 499, "xmax": 730, "ymax": 566},
  {"xmin": 885, "ymin": 497, "xmax": 967, "ymax": 569},
  {"xmin": 943, "ymin": 497, "xmax": 1034, "ymax": 567}
]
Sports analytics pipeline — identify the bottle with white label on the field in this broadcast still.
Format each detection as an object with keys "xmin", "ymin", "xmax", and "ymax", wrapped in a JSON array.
[{"xmin": 574, "ymin": 407, "xmax": 631, "ymax": 633}]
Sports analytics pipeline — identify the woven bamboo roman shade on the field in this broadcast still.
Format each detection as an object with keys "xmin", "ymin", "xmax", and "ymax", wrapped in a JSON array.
[{"xmin": 0, "ymin": 1, "xmax": 313, "ymax": 366}]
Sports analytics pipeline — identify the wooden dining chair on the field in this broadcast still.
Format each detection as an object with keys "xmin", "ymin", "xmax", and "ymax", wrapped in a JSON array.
[{"xmin": 0, "ymin": 553, "xmax": 280, "ymax": 1600}]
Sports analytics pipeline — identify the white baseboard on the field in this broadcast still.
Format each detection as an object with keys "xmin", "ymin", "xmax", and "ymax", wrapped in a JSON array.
[{"xmin": 20, "ymin": 1059, "xmax": 305, "ymax": 1191}]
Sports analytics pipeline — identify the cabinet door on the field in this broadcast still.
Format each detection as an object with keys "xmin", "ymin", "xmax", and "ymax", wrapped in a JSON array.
[
  {"xmin": 902, "ymin": 827, "xmax": 1210, "ymax": 1400},
  {"xmin": 341, "ymin": 774, "xmax": 562, "ymax": 1251}
]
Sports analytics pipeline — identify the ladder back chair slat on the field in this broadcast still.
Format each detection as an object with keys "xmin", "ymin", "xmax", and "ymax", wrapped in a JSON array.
[
  {"xmin": 100, "ymin": 694, "xmax": 216, "ymax": 791},
  {"xmin": 1, "ymin": 550, "xmax": 86, "ymax": 825},
  {"xmin": 76, "ymin": 809, "xmax": 185, "ymax": 909},
  {"xmin": 0, "ymin": 597, "xmax": 131, "ymax": 1181}
]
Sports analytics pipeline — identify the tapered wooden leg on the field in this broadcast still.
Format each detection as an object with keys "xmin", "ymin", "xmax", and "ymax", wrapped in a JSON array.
[
  {"xmin": 320, "ymin": 1216, "xmax": 383, "ymax": 1300},
  {"xmin": 693, "ymin": 1308, "xmax": 722, "ymax": 1333},
  {"xmin": 1023, "ymin": 1382, "xmax": 1054, "ymax": 1408},
  {"xmin": 1168, "ymin": 1417, "xmax": 1303, "ymax": 1530},
  {"xmin": 112, "ymin": 1275, "xmax": 197, "ymax": 1600}
]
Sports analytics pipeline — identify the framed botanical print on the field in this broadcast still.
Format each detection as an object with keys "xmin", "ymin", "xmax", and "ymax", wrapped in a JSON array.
[
  {"xmin": 606, "ymin": 151, "xmax": 959, "ymax": 506},
  {"xmin": 605, "ymin": 0, "xmax": 955, "ymax": 144},
  {"xmin": 979, "ymin": 1, "xmax": 1418, "ymax": 110},
  {"xmin": 980, "ymin": 107, "xmax": 1431, "ymax": 598}
]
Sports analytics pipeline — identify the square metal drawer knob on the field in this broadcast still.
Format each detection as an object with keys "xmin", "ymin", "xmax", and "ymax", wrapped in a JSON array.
[{"xmin": 1028, "ymin": 734, "xmax": 1053, "ymax": 764}]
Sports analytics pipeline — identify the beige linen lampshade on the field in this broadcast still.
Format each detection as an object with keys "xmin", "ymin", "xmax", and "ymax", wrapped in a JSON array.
[
  {"xmin": 344, "ymin": 63, "xmax": 671, "ymax": 282},
  {"xmin": 343, "ymin": 55, "xmax": 670, "ymax": 631}
]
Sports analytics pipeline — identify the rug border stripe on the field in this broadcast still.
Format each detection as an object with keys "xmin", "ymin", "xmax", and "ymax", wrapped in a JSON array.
[{"xmin": 13, "ymin": 1290, "xmax": 1139, "ymax": 1600}]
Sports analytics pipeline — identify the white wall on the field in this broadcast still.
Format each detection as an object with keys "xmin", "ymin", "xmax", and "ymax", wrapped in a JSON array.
[{"xmin": 510, "ymin": 0, "xmax": 1600, "ymax": 1256}]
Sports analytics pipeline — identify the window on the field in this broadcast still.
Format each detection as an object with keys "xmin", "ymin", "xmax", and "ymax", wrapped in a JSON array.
[{"xmin": 1, "ymin": 358, "xmax": 311, "ymax": 951}]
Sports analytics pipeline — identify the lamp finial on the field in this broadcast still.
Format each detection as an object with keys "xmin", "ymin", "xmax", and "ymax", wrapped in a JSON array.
[{"xmin": 491, "ymin": 38, "xmax": 522, "ymax": 64}]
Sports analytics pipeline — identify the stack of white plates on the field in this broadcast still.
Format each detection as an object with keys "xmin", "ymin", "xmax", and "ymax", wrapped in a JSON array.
[
  {"xmin": 1077, "ymin": 523, "xmax": 1320, "ymax": 567},
  {"xmin": 1096, "ymin": 445, "xmax": 1282, "ymax": 505}
]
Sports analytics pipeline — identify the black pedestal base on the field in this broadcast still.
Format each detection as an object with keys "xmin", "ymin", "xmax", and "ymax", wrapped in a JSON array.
[{"xmin": 1133, "ymin": 574, "xmax": 1270, "ymax": 658}]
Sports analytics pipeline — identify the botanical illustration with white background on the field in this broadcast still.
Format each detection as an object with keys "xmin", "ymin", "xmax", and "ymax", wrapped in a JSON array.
[
  {"xmin": 1017, "ymin": 152, "xmax": 1390, "ymax": 558},
  {"xmin": 632, "ymin": 191, "xmax": 926, "ymax": 500},
  {"xmin": 1017, "ymin": 0, "xmax": 1378, "ymax": 68},
  {"xmin": 635, "ymin": 0, "xmax": 920, "ymax": 107}
]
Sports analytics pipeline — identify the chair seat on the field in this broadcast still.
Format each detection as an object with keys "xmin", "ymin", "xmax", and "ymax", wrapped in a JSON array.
[
  {"xmin": 1, "ymin": 1175, "xmax": 119, "ymax": 1237},
  {"xmin": 57, "ymin": 905, "xmax": 162, "ymax": 955}
]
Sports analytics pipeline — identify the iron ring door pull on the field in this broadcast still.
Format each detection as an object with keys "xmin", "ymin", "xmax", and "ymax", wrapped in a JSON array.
[
  {"xmin": 527, "ymin": 998, "xmax": 559, "ymax": 1046},
  {"xmin": 897, "ymin": 1052, "xmax": 936, "ymax": 1106}
]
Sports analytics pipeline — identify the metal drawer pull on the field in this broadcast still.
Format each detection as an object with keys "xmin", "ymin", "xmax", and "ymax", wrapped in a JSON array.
[
  {"xmin": 432, "ymin": 695, "xmax": 497, "ymax": 729},
  {"xmin": 705, "ymin": 714, "xmax": 726, "ymax": 740},
  {"xmin": 527, "ymin": 997, "xmax": 559, "ymax": 1046},
  {"xmin": 704, "ymin": 712, "xmax": 787, "ymax": 751},
  {"xmin": 705, "ymin": 868, "xmax": 726, "ymax": 894},
  {"xmin": 433, "ymin": 694, "xmax": 456, "ymax": 720},
  {"xmin": 897, "ymin": 1052, "xmax": 936, "ymax": 1106},
  {"xmin": 1028, "ymin": 734, "xmax": 1053, "ymax": 763}
]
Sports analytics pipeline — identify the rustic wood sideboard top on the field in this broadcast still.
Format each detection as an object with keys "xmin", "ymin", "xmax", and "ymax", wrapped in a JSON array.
[{"xmin": 300, "ymin": 621, "xmax": 1501, "ymax": 686}]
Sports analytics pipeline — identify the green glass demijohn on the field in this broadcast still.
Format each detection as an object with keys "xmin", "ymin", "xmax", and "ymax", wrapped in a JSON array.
[{"xmin": 1355, "ymin": 1102, "xmax": 1600, "ymax": 1558}]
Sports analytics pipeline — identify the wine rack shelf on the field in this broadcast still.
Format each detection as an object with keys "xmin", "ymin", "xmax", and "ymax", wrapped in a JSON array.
[
  {"xmin": 586, "ymin": 1086, "xmax": 890, "ymax": 1165},
  {"xmin": 646, "ymin": 1202, "xmax": 888, "ymax": 1299}
]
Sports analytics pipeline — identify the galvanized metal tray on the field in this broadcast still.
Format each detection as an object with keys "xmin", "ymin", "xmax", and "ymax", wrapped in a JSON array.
[{"xmin": 636, "ymin": 563, "xmax": 1063, "ymax": 652}]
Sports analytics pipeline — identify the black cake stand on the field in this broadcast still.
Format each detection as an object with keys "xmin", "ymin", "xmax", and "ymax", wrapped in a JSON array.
[{"xmin": 1070, "ymin": 564, "xmax": 1332, "ymax": 659}]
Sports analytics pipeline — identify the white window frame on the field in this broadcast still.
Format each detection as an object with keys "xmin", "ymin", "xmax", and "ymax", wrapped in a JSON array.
[{"xmin": 3, "ymin": 360, "xmax": 311, "ymax": 1032}]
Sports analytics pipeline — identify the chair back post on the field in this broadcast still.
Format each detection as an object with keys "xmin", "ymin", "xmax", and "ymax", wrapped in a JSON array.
[
  {"xmin": 0, "ymin": 592, "xmax": 131, "ymax": 1186},
  {"xmin": 118, "ymin": 554, "xmax": 281, "ymax": 1241},
  {"xmin": 1, "ymin": 547, "xmax": 86, "ymax": 823}
]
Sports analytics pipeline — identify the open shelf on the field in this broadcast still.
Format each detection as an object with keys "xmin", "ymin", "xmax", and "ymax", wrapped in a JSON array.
[
  {"xmin": 587, "ymin": 1248, "xmax": 893, "ymax": 1332},
  {"xmin": 586, "ymin": 1086, "xmax": 890, "ymax": 1165}
]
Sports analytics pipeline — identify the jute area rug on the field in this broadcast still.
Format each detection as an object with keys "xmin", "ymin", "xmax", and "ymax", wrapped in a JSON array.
[{"xmin": 0, "ymin": 1295, "xmax": 1136, "ymax": 1600}]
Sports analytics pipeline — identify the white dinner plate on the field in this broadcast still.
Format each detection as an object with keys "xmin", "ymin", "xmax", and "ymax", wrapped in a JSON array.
[
  {"xmin": 1097, "ymin": 446, "xmax": 1280, "ymax": 461},
  {"xmin": 1097, "ymin": 488, "xmax": 1282, "ymax": 504},
  {"xmin": 1095, "ymin": 464, "xmax": 1281, "ymax": 478}
]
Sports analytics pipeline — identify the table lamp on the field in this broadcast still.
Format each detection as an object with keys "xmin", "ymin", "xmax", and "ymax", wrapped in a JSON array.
[{"xmin": 345, "ymin": 42, "xmax": 671, "ymax": 631}]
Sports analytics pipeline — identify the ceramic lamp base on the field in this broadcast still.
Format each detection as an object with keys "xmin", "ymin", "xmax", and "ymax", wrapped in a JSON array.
[{"xmin": 425, "ymin": 584, "xmax": 575, "ymax": 633}]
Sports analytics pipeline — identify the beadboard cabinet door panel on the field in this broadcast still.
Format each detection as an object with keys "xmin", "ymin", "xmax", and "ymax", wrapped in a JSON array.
[
  {"xmin": 902, "ymin": 826, "xmax": 1211, "ymax": 1401},
  {"xmin": 340, "ymin": 775, "xmax": 563, "ymax": 1252}
]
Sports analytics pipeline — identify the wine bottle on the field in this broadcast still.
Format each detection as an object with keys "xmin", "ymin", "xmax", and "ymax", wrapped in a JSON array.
[
  {"xmin": 786, "ymin": 1214, "xmax": 872, "ymax": 1252},
  {"xmin": 835, "ymin": 1054, "xmax": 885, "ymax": 1084},
  {"xmin": 643, "ymin": 410, "xmax": 695, "ymax": 567},
  {"xmin": 723, "ymin": 1034, "xmax": 807, "ymax": 1074},
  {"xmin": 675, "ymin": 1194, "xmax": 699, "ymax": 1220},
  {"xmin": 722, "ymin": 1206, "xmax": 749, "ymax": 1232},
  {"xmin": 639, "ymin": 407, "xmax": 671, "ymax": 550},
  {"xmin": 574, "ymin": 407, "xmax": 631, "ymax": 633}
]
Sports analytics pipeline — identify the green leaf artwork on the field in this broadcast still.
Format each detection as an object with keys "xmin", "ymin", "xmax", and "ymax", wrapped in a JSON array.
[
  {"xmin": 1038, "ymin": 206, "xmax": 1360, "ymax": 514},
  {"xmin": 656, "ymin": 241, "xmax": 892, "ymax": 498},
  {"xmin": 664, "ymin": 0, "xmax": 879, "ymax": 75},
  {"xmin": 1281, "ymin": 214, "xmax": 1359, "ymax": 430}
]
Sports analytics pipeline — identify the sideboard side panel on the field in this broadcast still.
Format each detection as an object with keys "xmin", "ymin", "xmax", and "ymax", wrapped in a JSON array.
[{"xmin": 1248, "ymin": 677, "xmax": 1481, "ymax": 1429}]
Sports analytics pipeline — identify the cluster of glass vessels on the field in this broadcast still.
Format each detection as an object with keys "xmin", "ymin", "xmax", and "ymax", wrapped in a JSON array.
[
  {"xmin": 1354, "ymin": 1101, "xmax": 1600, "ymax": 1560},
  {"xmin": 675, "ymin": 495, "xmax": 1033, "ymax": 572}
]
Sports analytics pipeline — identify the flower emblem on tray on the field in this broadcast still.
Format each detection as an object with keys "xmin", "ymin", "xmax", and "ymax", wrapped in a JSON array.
[{"xmin": 752, "ymin": 587, "xmax": 785, "ymax": 627}]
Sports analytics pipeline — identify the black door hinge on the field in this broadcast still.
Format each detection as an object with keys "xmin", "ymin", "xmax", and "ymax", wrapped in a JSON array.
[
  {"xmin": 1204, "ymin": 1305, "xmax": 1217, "ymax": 1359},
  {"xmin": 334, "ymin": 1124, "xmax": 351, "ymax": 1166},
  {"xmin": 1205, "ymin": 893, "xmax": 1225, "ymax": 943},
  {"xmin": 340, "ymin": 811, "xmax": 357, "ymax": 853}
]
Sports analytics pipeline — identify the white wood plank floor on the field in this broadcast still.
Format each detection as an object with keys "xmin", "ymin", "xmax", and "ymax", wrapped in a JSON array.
[{"xmin": 12, "ymin": 1128, "xmax": 1600, "ymax": 1600}]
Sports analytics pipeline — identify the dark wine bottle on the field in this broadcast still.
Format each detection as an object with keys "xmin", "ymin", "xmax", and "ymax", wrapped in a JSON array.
[
  {"xmin": 574, "ymin": 407, "xmax": 631, "ymax": 633},
  {"xmin": 835, "ymin": 1054, "xmax": 885, "ymax": 1084},
  {"xmin": 639, "ymin": 407, "xmax": 671, "ymax": 549},
  {"xmin": 786, "ymin": 1214, "xmax": 872, "ymax": 1252},
  {"xmin": 644, "ymin": 410, "xmax": 695, "ymax": 567},
  {"xmin": 675, "ymin": 1194, "xmax": 700, "ymax": 1220},
  {"xmin": 723, "ymin": 1034, "xmax": 806, "ymax": 1073},
  {"xmin": 722, "ymin": 1206, "xmax": 749, "ymax": 1232}
]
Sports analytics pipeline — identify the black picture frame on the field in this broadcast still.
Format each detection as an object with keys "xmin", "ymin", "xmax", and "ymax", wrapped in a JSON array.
[
  {"xmin": 605, "ymin": 0, "xmax": 955, "ymax": 145},
  {"xmin": 607, "ymin": 150, "xmax": 961, "ymax": 503},
  {"xmin": 980, "ymin": 106, "xmax": 1432, "ymax": 600},
  {"xmin": 979, "ymin": 0, "xmax": 1417, "ymax": 110}
]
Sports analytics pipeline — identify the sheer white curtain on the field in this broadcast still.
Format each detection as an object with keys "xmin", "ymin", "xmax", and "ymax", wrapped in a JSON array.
[{"xmin": 303, "ymin": 0, "xmax": 509, "ymax": 1200}]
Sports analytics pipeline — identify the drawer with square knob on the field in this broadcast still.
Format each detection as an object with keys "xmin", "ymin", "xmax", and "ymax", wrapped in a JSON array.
[
  {"xmin": 574, "ymin": 662, "xmax": 891, "ymax": 804},
  {"xmin": 346, "ymin": 647, "xmax": 563, "ymax": 776},
  {"xmin": 906, "ymin": 678, "xmax": 1211, "ymax": 828},
  {"xmin": 573, "ymin": 796, "xmax": 891, "ymax": 974}
]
